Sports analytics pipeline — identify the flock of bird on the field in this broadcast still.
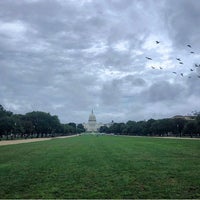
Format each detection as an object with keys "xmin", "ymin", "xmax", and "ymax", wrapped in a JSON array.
[{"xmin": 145, "ymin": 41, "xmax": 200, "ymax": 79}]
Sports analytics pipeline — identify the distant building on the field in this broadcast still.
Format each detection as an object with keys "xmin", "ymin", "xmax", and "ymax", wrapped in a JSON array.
[
  {"xmin": 83, "ymin": 110, "xmax": 99, "ymax": 132},
  {"xmin": 172, "ymin": 115, "xmax": 194, "ymax": 120},
  {"xmin": 83, "ymin": 110, "xmax": 113, "ymax": 132},
  {"xmin": 105, "ymin": 120, "xmax": 114, "ymax": 128}
]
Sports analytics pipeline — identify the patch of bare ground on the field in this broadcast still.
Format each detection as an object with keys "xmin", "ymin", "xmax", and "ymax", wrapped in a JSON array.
[{"xmin": 0, "ymin": 134, "xmax": 79, "ymax": 146}]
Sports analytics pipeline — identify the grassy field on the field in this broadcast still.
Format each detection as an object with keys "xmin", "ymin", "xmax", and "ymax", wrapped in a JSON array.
[{"xmin": 0, "ymin": 135, "xmax": 200, "ymax": 199}]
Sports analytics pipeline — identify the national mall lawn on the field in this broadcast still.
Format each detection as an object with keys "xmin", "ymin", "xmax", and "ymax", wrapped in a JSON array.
[{"xmin": 0, "ymin": 135, "xmax": 199, "ymax": 199}]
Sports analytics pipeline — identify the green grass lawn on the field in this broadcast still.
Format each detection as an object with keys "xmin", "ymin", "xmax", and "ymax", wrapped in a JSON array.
[{"xmin": 0, "ymin": 135, "xmax": 200, "ymax": 199}]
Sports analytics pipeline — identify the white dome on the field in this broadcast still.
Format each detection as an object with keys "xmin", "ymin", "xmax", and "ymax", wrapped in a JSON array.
[{"xmin": 88, "ymin": 110, "xmax": 96, "ymax": 122}]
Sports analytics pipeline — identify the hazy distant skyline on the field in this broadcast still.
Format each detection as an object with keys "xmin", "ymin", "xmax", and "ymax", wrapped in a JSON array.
[{"xmin": 0, "ymin": 0, "xmax": 200, "ymax": 123}]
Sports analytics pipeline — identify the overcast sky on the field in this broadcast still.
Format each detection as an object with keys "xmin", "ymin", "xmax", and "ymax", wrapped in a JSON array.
[{"xmin": 0, "ymin": 0, "xmax": 200, "ymax": 123}]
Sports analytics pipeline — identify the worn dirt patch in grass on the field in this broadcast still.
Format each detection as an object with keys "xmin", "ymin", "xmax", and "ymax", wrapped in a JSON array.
[{"xmin": 0, "ymin": 135, "xmax": 79, "ymax": 146}]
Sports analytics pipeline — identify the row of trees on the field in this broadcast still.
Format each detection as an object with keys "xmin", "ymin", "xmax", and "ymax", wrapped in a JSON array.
[
  {"xmin": 99, "ymin": 115, "xmax": 200, "ymax": 137},
  {"xmin": 0, "ymin": 105, "xmax": 85, "ymax": 140},
  {"xmin": 1, "ymin": 104, "xmax": 200, "ymax": 140}
]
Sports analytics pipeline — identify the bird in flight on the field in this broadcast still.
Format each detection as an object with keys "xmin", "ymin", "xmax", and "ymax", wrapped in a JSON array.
[
  {"xmin": 190, "ymin": 69, "xmax": 194, "ymax": 71},
  {"xmin": 187, "ymin": 44, "xmax": 192, "ymax": 48},
  {"xmin": 151, "ymin": 66, "xmax": 155, "ymax": 69},
  {"xmin": 190, "ymin": 51, "xmax": 194, "ymax": 54},
  {"xmin": 198, "ymin": 75, "xmax": 200, "ymax": 78},
  {"xmin": 188, "ymin": 76, "xmax": 191, "ymax": 78},
  {"xmin": 195, "ymin": 64, "xmax": 198, "ymax": 67},
  {"xmin": 172, "ymin": 72, "xmax": 177, "ymax": 74},
  {"xmin": 179, "ymin": 62, "xmax": 183, "ymax": 64},
  {"xmin": 159, "ymin": 67, "xmax": 163, "ymax": 69},
  {"xmin": 180, "ymin": 73, "xmax": 184, "ymax": 76},
  {"xmin": 146, "ymin": 57, "xmax": 152, "ymax": 60},
  {"xmin": 156, "ymin": 41, "xmax": 160, "ymax": 44},
  {"xmin": 176, "ymin": 58, "xmax": 181, "ymax": 61}
]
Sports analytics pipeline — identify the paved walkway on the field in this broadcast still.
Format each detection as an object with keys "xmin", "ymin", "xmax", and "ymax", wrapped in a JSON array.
[
  {"xmin": 152, "ymin": 136, "xmax": 200, "ymax": 140},
  {"xmin": 121, "ymin": 135, "xmax": 200, "ymax": 140},
  {"xmin": 0, "ymin": 135, "xmax": 79, "ymax": 146}
]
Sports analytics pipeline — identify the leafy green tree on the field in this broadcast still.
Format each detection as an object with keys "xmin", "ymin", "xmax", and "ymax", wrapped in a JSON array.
[
  {"xmin": 0, "ymin": 105, "xmax": 12, "ymax": 118},
  {"xmin": 173, "ymin": 118, "xmax": 187, "ymax": 137},
  {"xmin": 25, "ymin": 111, "xmax": 61, "ymax": 137},
  {"xmin": 151, "ymin": 120, "xmax": 162, "ymax": 136},
  {"xmin": 183, "ymin": 121, "xmax": 197, "ymax": 137},
  {"xmin": 125, "ymin": 121, "xmax": 137, "ymax": 135},
  {"xmin": 50, "ymin": 115, "xmax": 62, "ymax": 136},
  {"xmin": 99, "ymin": 125, "xmax": 109, "ymax": 133},
  {"xmin": 11, "ymin": 115, "xmax": 25, "ymax": 138},
  {"xmin": 195, "ymin": 113, "xmax": 200, "ymax": 135},
  {"xmin": 136, "ymin": 121, "xmax": 147, "ymax": 135},
  {"xmin": 0, "ymin": 116, "xmax": 15, "ymax": 139},
  {"xmin": 145, "ymin": 119, "xmax": 156, "ymax": 136},
  {"xmin": 68, "ymin": 123, "xmax": 76, "ymax": 134},
  {"xmin": 77, "ymin": 124, "xmax": 85, "ymax": 133}
]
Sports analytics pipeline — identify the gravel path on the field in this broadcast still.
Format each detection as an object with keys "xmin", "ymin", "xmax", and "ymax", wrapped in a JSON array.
[
  {"xmin": 152, "ymin": 136, "xmax": 200, "ymax": 140},
  {"xmin": 122, "ymin": 135, "xmax": 200, "ymax": 140},
  {"xmin": 0, "ymin": 135, "xmax": 79, "ymax": 146}
]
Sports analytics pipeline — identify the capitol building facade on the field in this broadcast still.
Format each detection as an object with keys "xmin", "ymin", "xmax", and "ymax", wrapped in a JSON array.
[{"xmin": 83, "ymin": 110, "xmax": 113, "ymax": 132}]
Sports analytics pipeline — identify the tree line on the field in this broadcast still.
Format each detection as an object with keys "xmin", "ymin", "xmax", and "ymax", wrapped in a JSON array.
[
  {"xmin": 1, "ymin": 104, "xmax": 200, "ymax": 140},
  {"xmin": 0, "ymin": 105, "xmax": 85, "ymax": 140},
  {"xmin": 99, "ymin": 114, "xmax": 200, "ymax": 138}
]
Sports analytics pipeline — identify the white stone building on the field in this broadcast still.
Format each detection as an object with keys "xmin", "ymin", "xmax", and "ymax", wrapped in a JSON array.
[{"xmin": 83, "ymin": 110, "xmax": 103, "ymax": 132}]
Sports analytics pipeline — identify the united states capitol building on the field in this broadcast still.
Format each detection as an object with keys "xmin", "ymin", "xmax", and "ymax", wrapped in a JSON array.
[{"xmin": 83, "ymin": 110, "xmax": 113, "ymax": 132}]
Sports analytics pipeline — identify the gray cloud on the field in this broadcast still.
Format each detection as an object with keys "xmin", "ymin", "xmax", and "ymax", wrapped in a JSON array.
[
  {"xmin": 143, "ymin": 81, "xmax": 185, "ymax": 103},
  {"xmin": 165, "ymin": 0, "xmax": 200, "ymax": 50},
  {"xmin": 0, "ymin": 0, "xmax": 200, "ymax": 123}
]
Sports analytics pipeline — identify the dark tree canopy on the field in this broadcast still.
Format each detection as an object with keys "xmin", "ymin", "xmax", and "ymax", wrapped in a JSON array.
[
  {"xmin": 99, "ymin": 116, "xmax": 199, "ymax": 137},
  {"xmin": 0, "ymin": 105, "xmax": 85, "ymax": 140}
]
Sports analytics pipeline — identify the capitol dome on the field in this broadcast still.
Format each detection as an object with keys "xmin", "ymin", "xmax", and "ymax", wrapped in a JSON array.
[
  {"xmin": 88, "ymin": 110, "xmax": 96, "ymax": 122},
  {"xmin": 83, "ymin": 110, "xmax": 103, "ymax": 133}
]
